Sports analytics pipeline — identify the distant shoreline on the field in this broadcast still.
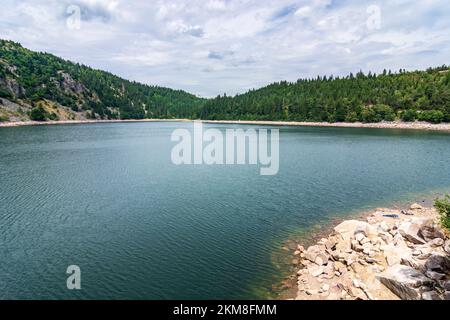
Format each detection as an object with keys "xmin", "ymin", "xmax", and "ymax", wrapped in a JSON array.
[
  {"xmin": 202, "ymin": 120, "xmax": 450, "ymax": 132},
  {"xmin": 1, "ymin": 119, "xmax": 450, "ymax": 132}
]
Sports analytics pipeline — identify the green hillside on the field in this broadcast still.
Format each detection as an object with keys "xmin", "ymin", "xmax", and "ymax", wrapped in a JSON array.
[
  {"xmin": 1, "ymin": 39, "xmax": 449, "ymax": 124},
  {"xmin": 0, "ymin": 39, "xmax": 204, "ymax": 122},
  {"xmin": 200, "ymin": 67, "xmax": 450, "ymax": 123}
]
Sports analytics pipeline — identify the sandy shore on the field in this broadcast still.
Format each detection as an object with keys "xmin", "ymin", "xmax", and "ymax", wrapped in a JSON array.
[{"xmin": 1, "ymin": 119, "xmax": 450, "ymax": 131}]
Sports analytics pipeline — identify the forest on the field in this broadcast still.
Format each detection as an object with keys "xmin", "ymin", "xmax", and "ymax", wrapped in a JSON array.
[
  {"xmin": 0, "ymin": 40, "xmax": 204, "ymax": 120},
  {"xmin": 201, "ymin": 67, "xmax": 450, "ymax": 123},
  {"xmin": 1, "ymin": 39, "xmax": 449, "ymax": 123}
]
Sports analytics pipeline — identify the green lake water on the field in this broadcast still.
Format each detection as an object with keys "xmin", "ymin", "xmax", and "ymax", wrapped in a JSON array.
[{"xmin": 0, "ymin": 122, "xmax": 449, "ymax": 299}]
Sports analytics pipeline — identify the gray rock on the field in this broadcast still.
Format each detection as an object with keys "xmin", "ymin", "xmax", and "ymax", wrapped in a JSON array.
[
  {"xmin": 378, "ymin": 221, "xmax": 390, "ymax": 233},
  {"xmin": 325, "ymin": 237, "xmax": 338, "ymax": 250},
  {"xmin": 377, "ymin": 265, "xmax": 434, "ymax": 300},
  {"xmin": 417, "ymin": 253, "xmax": 431, "ymax": 260},
  {"xmin": 444, "ymin": 280, "xmax": 450, "ymax": 291},
  {"xmin": 419, "ymin": 222, "xmax": 445, "ymax": 242},
  {"xmin": 304, "ymin": 245, "xmax": 324, "ymax": 263},
  {"xmin": 379, "ymin": 232, "xmax": 394, "ymax": 244},
  {"xmin": 401, "ymin": 256, "xmax": 426, "ymax": 273},
  {"xmin": 314, "ymin": 253, "xmax": 329, "ymax": 266},
  {"xmin": 306, "ymin": 289, "xmax": 318, "ymax": 295},
  {"xmin": 355, "ymin": 233, "xmax": 365, "ymax": 243},
  {"xmin": 425, "ymin": 254, "xmax": 450, "ymax": 273},
  {"xmin": 427, "ymin": 238, "xmax": 444, "ymax": 247},
  {"xmin": 398, "ymin": 221, "xmax": 426, "ymax": 244},
  {"xmin": 445, "ymin": 291, "xmax": 450, "ymax": 300},
  {"xmin": 444, "ymin": 240, "xmax": 450, "ymax": 254},
  {"xmin": 308, "ymin": 264, "xmax": 324, "ymax": 277},
  {"xmin": 425, "ymin": 270, "xmax": 446, "ymax": 281},
  {"xmin": 422, "ymin": 291, "xmax": 442, "ymax": 300}
]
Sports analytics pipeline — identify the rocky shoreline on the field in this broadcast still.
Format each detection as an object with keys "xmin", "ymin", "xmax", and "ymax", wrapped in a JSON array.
[
  {"xmin": 293, "ymin": 203, "xmax": 450, "ymax": 300},
  {"xmin": 202, "ymin": 120, "xmax": 450, "ymax": 132},
  {"xmin": 0, "ymin": 119, "xmax": 192, "ymax": 127},
  {"xmin": 1, "ymin": 119, "xmax": 450, "ymax": 132}
]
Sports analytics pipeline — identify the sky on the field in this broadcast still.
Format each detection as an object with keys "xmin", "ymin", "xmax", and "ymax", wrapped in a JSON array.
[{"xmin": 0, "ymin": 0, "xmax": 449, "ymax": 97}]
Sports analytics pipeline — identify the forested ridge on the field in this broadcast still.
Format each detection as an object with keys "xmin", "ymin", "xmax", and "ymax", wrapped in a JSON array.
[
  {"xmin": 201, "ymin": 67, "xmax": 450, "ymax": 123},
  {"xmin": 0, "ymin": 39, "xmax": 204, "ymax": 121},
  {"xmin": 1, "ymin": 39, "xmax": 449, "ymax": 123}
]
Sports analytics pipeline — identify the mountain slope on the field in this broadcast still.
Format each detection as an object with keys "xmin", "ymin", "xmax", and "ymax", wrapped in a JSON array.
[
  {"xmin": 1, "ymin": 39, "xmax": 449, "ymax": 124},
  {"xmin": 0, "ymin": 39, "xmax": 204, "ymax": 122}
]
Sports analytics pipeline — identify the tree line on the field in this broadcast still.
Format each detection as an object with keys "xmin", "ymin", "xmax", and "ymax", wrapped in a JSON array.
[
  {"xmin": 200, "ymin": 67, "xmax": 450, "ymax": 123},
  {"xmin": 1, "ymin": 39, "xmax": 449, "ymax": 123}
]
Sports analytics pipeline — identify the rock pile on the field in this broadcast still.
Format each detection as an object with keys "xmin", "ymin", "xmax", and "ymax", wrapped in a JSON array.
[{"xmin": 295, "ymin": 203, "xmax": 450, "ymax": 300}]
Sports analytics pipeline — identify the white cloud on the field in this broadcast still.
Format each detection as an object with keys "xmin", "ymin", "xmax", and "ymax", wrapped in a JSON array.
[{"xmin": 0, "ymin": 0, "xmax": 449, "ymax": 97}]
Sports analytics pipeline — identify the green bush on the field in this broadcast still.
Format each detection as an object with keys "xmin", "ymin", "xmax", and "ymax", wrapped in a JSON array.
[
  {"xmin": 374, "ymin": 104, "xmax": 395, "ymax": 121},
  {"xmin": 360, "ymin": 107, "xmax": 378, "ymax": 123},
  {"xmin": 360, "ymin": 104, "xmax": 395, "ymax": 123},
  {"xmin": 345, "ymin": 111, "xmax": 359, "ymax": 123},
  {"xmin": 0, "ymin": 88, "xmax": 13, "ymax": 99},
  {"xmin": 400, "ymin": 109, "xmax": 417, "ymax": 122},
  {"xmin": 435, "ymin": 195, "xmax": 450, "ymax": 230},
  {"xmin": 29, "ymin": 106, "xmax": 49, "ymax": 121},
  {"xmin": 0, "ymin": 114, "xmax": 9, "ymax": 122},
  {"xmin": 418, "ymin": 110, "xmax": 445, "ymax": 123}
]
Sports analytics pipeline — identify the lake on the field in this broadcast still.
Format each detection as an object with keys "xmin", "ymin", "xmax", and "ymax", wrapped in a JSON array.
[{"xmin": 0, "ymin": 122, "xmax": 449, "ymax": 299}]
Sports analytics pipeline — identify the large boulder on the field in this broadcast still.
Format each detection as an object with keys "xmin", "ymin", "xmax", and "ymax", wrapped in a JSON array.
[
  {"xmin": 303, "ymin": 245, "xmax": 325, "ymax": 264},
  {"xmin": 419, "ymin": 220, "xmax": 445, "ymax": 242},
  {"xmin": 425, "ymin": 254, "xmax": 450, "ymax": 273},
  {"xmin": 422, "ymin": 291, "xmax": 442, "ymax": 300},
  {"xmin": 382, "ymin": 243, "xmax": 409, "ymax": 266},
  {"xmin": 401, "ymin": 256, "xmax": 426, "ymax": 273},
  {"xmin": 334, "ymin": 220, "xmax": 378, "ymax": 245},
  {"xmin": 444, "ymin": 240, "xmax": 450, "ymax": 254},
  {"xmin": 398, "ymin": 220, "xmax": 426, "ymax": 244},
  {"xmin": 307, "ymin": 264, "xmax": 324, "ymax": 277},
  {"xmin": 377, "ymin": 265, "xmax": 434, "ymax": 300}
]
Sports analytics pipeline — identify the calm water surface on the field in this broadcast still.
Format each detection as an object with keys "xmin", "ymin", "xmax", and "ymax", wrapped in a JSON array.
[{"xmin": 0, "ymin": 122, "xmax": 449, "ymax": 299}]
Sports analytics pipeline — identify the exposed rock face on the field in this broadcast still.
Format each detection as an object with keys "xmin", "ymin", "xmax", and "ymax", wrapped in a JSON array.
[
  {"xmin": 0, "ymin": 77, "xmax": 25, "ymax": 98},
  {"xmin": 57, "ymin": 71, "xmax": 86, "ymax": 95},
  {"xmin": 445, "ymin": 240, "xmax": 450, "ymax": 254},
  {"xmin": 377, "ymin": 265, "xmax": 433, "ymax": 300},
  {"xmin": 295, "ymin": 205, "xmax": 449, "ymax": 300},
  {"xmin": 398, "ymin": 220, "xmax": 427, "ymax": 244},
  {"xmin": 419, "ymin": 220, "xmax": 445, "ymax": 242},
  {"xmin": 425, "ymin": 254, "xmax": 450, "ymax": 274}
]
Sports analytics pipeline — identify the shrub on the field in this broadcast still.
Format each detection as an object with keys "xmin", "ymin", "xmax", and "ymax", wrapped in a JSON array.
[
  {"xmin": 0, "ymin": 88, "xmax": 13, "ymax": 99},
  {"xmin": 374, "ymin": 104, "xmax": 395, "ymax": 121},
  {"xmin": 360, "ymin": 106, "xmax": 378, "ymax": 123},
  {"xmin": 400, "ymin": 109, "xmax": 417, "ymax": 122},
  {"xmin": 345, "ymin": 111, "xmax": 359, "ymax": 123},
  {"xmin": 360, "ymin": 104, "xmax": 395, "ymax": 123},
  {"xmin": 29, "ymin": 106, "xmax": 49, "ymax": 121},
  {"xmin": 435, "ymin": 195, "xmax": 450, "ymax": 231},
  {"xmin": 418, "ymin": 110, "xmax": 445, "ymax": 123},
  {"xmin": 0, "ymin": 114, "xmax": 9, "ymax": 122}
]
